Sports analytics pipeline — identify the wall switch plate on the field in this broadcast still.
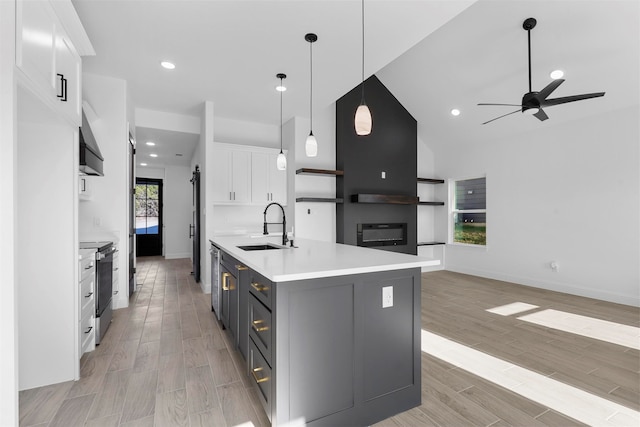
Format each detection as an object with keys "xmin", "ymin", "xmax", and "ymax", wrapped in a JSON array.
[
  {"xmin": 381, "ymin": 171, "xmax": 386, "ymax": 179},
  {"xmin": 382, "ymin": 286, "xmax": 393, "ymax": 308}
]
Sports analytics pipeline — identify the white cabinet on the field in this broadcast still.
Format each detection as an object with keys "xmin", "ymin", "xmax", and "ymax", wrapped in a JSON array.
[
  {"xmin": 79, "ymin": 249, "xmax": 96, "ymax": 356},
  {"xmin": 16, "ymin": 0, "xmax": 82, "ymax": 126},
  {"xmin": 251, "ymin": 152, "xmax": 287, "ymax": 205},
  {"xmin": 212, "ymin": 147, "xmax": 251, "ymax": 203}
]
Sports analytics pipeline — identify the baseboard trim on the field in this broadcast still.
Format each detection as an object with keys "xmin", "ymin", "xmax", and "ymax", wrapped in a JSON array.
[
  {"xmin": 165, "ymin": 253, "xmax": 191, "ymax": 260},
  {"xmin": 445, "ymin": 264, "xmax": 640, "ymax": 307}
]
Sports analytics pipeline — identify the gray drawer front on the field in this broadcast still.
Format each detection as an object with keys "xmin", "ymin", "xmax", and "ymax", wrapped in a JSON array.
[
  {"xmin": 249, "ymin": 338, "xmax": 272, "ymax": 422},
  {"xmin": 248, "ymin": 270, "xmax": 272, "ymax": 308},
  {"xmin": 249, "ymin": 294, "xmax": 272, "ymax": 366}
]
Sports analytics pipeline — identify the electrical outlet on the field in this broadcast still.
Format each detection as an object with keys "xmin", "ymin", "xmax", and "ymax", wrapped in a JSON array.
[{"xmin": 382, "ymin": 286, "xmax": 393, "ymax": 308}]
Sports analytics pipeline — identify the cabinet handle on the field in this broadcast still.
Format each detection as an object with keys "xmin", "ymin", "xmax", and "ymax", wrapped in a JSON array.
[
  {"xmin": 84, "ymin": 264, "xmax": 93, "ymax": 270},
  {"xmin": 251, "ymin": 282, "xmax": 269, "ymax": 293},
  {"xmin": 251, "ymin": 319, "xmax": 269, "ymax": 332},
  {"xmin": 251, "ymin": 367, "xmax": 269, "ymax": 384},
  {"xmin": 84, "ymin": 292, "xmax": 93, "ymax": 298},
  {"xmin": 222, "ymin": 272, "xmax": 230, "ymax": 291},
  {"xmin": 233, "ymin": 191, "xmax": 236, "ymax": 200},
  {"xmin": 84, "ymin": 326, "xmax": 93, "ymax": 334},
  {"xmin": 114, "ymin": 290, "xmax": 119, "ymax": 295},
  {"xmin": 56, "ymin": 73, "xmax": 67, "ymax": 102},
  {"xmin": 235, "ymin": 264, "xmax": 248, "ymax": 271}
]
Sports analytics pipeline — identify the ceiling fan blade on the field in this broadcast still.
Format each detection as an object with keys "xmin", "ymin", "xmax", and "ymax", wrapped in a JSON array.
[
  {"xmin": 537, "ymin": 79, "xmax": 565, "ymax": 100},
  {"xmin": 478, "ymin": 103, "xmax": 522, "ymax": 107},
  {"xmin": 482, "ymin": 108, "xmax": 521, "ymax": 125},
  {"xmin": 542, "ymin": 92, "xmax": 605, "ymax": 106},
  {"xmin": 533, "ymin": 109, "xmax": 549, "ymax": 121}
]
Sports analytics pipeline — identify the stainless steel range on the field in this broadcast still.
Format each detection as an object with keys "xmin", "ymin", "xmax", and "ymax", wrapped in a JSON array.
[{"xmin": 79, "ymin": 241, "xmax": 116, "ymax": 344}]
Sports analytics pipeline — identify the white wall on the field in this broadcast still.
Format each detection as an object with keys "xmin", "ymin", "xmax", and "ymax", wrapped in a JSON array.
[
  {"xmin": 0, "ymin": 0, "xmax": 18, "ymax": 420},
  {"xmin": 80, "ymin": 73, "xmax": 131, "ymax": 308},
  {"xmin": 416, "ymin": 135, "xmax": 444, "ymax": 271},
  {"xmin": 293, "ymin": 104, "xmax": 337, "ymax": 242},
  {"xmin": 164, "ymin": 165, "xmax": 192, "ymax": 259},
  {"xmin": 432, "ymin": 107, "xmax": 640, "ymax": 306}
]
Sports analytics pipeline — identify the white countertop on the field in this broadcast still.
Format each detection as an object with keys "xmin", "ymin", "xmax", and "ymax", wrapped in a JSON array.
[{"xmin": 210, "ymin": 236, "xmax": 440, "ymax": 282}]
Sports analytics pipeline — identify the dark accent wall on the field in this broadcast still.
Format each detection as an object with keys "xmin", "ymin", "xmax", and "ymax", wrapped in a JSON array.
[{"xmin": 336, "ymin": 75, "xmax": 417, "ymax": 255}]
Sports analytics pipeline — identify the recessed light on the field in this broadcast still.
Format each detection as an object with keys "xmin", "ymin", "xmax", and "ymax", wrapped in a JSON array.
[
  {"xmin": 160, "ymin": 61, "xmax": 175, "ymax": 70},
  {"xmin": 451, "ymin": 108, "xmax": 461, "ymax": 116},
  {"xmin": 550, "ymin": 69, "xmax": 564, "ymax": 79},
  {"xmin": 140, "ymin": 163, "xmax": 147, "ymax": 166},
  {"xmin": 149, "ymin": 153, "xmax": 158, "ymax": 158},
  {"xmin": 145, "ymin": 141, "xmax": 155, "ymax": 146}
]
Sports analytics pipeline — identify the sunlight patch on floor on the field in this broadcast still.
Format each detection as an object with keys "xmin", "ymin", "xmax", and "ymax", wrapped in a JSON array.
[{"xmin": 421, "ymin": 329, "xmax": 640, "ymax": 426}]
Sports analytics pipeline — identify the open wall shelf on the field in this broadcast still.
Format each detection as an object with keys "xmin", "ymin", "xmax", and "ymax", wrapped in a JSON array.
[
  {"xmin": 417, "ymin": 178, "xmax": 444, "ymax": 184},
  {"xmin": 296, "ymin": 168, "xmax": 344, "ymax": 176},
  {"xmin": 417, "ymin": 242, "xmax": 445, "ymax": 246},
  {"xmin": 296, "ymin": 197, "xmax": 343, "ymax": 203},
  {"xmin": 351, "ymin": 194, "xmax": 419, "ymax": 205}
]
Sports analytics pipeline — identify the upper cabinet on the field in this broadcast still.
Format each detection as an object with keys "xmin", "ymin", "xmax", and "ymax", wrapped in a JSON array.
[
  {"xmin": 16, "ymin": 0, "xmax": 85, "ymax": 126},
  {"xmin": 212, "ymin": 147, "xmax": 251, "ymax": 204},
  {"xmin": 251, "ymin": 152, "xmax": 287, "ymax": 205},
  {"xmin": 212, "ymin": 143, "xmax": 288, "ymax": 206}
]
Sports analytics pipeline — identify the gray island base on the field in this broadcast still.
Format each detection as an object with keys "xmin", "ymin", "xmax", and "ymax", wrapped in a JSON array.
[{"xmin": 210, "ymin": 236, "xmax": 439, "ymax": 426}]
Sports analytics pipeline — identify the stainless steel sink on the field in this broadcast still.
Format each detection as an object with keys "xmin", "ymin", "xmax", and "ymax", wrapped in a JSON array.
[{"xmin": 237, "ymin": 244, "xmax": 283, "ymax": 251}]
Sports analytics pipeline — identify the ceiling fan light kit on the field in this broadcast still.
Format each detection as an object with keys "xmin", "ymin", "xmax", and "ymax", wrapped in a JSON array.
[{"xmin": 478, "ymin": 17, "xmax": 605, "ymax": 125}]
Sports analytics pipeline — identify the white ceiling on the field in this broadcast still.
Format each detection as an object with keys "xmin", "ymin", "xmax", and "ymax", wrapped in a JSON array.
[{"xmin": 73, "ymin": 0, "xmax": 639, "ymax": 165}]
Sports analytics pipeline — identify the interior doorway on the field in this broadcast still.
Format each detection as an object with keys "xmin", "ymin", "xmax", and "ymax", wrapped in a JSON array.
[{"xmin": 135, "ymin": 178, "xmax": 163, "ymax": 256}]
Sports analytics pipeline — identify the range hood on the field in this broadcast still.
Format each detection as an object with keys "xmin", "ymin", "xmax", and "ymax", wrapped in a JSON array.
[{"xmin": 79, "ymin": 109, "xmax": 104, "ymax": 176}]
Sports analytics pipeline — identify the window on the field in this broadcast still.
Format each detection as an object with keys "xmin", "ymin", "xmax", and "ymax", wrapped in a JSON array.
[
  {"xmin": 135, "ymin": 181, "xmax": 160, "ymax": 235},
  {"xmin": 451, "ymin": 177, "xmax": 486, "ymax": 245}
]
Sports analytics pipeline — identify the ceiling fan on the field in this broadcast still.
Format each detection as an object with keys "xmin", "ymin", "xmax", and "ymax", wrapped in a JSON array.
[{"xmin": 479, "ymin": 17, "xmax": 605, "ymax": 125}]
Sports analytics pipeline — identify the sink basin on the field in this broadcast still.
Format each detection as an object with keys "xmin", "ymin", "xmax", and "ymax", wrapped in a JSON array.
[{"xmin": 237, "ymin": 244, "xmax": 283, "ymax": 251}]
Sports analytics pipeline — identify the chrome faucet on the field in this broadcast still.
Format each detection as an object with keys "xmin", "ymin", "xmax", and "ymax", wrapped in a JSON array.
[{"xmin": 263, "ymin": 202, "xmax": 288, "ymax": 246}]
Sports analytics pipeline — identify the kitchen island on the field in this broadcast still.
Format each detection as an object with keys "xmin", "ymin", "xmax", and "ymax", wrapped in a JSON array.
[{"xmin": 210, "ymin": 236, "xmax": 440, "ymax": 427}]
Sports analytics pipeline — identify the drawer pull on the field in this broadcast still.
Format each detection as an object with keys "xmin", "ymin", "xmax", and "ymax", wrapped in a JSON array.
[
  {"xmin": 251, "ymin": 319, "xmax": 269, "ymax": 332},
  {"xmin": 84, "ymin": 326, "xmax": 93, "ymax": 334},
  {"xmin": 84, "ymin": 264, "xmax": 93, "ymax": 270},
  {"xmin": 222, "ymin": 272, "xmax": 231, "ymax": 291},
  {"xmin": 84, "ymin": 292, "xmax": 93, "ymax": 298},
  {"xmin": 251, "ymin": 367, "xmax": 269, "ymax": 384},
  {"xmin": 251, "ymin": 282, "xmax": 269, "ymax": 293},
  {"xmin": 236, "ymin": 264, "xmax": 248, "ymax": 271}
]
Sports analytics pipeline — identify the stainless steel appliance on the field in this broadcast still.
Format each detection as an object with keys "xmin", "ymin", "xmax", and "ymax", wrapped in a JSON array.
[
  {"xmin": 79, "ymin": 241, "xmax": 115, "ymax": 344},
  {"xmin": 356, "ymin": 223, "xmax": 408, "ymax": 247},
  {"xmin": 210, "ymin": 242, "xmax": 221, "ymax": 320}
]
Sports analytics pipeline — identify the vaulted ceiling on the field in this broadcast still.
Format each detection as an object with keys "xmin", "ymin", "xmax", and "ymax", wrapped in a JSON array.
[{"xmin": 73, "ymin": 0, "xmax": 639, "ymax": 165}]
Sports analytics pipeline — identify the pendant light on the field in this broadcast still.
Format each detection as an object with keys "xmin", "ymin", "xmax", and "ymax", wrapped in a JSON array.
[
  {"xmin": 276, "ymin": 73, "xmax": 287, "ymax": 170},
  {"xmin": 305, "ymin": 33, "xmax": 318, "ymax": 157},
  {"xmin": 355, "ymin": 0, "xmax": 372, "ymax": 135}
]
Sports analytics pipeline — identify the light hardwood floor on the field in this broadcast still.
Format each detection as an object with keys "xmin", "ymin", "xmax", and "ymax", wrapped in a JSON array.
[{"xmin": 19, "ymin": 258, "xmax": 639, "ymax": 426}]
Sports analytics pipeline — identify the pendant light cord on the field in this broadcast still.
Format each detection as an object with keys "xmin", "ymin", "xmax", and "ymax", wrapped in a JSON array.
[
  {"xmin": 361, "ymin": 0, "xmax": 366, "ymax": 103},
  {"xmin": 280, "ymin": 77, "xmax": 283, "ymax": 153},
  {"xmin": 309, "ymin": 40, "xmax": 313, "ymax": 132}
]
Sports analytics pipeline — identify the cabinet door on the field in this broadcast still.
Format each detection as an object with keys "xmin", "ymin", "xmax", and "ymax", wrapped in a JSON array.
[
  {"xmin": 267, "ymin": 153, "xmax": 287, "ymax": 205},
  {"xmin": 16, "ymin": 0, "xmax": 56, "ymax": 98},
  {"xmin": 212, "ymin": 148, "xmax": 232, "ymax": 202},
  {"xmin": 231, "ymin": 150, "xmax": 251, "ymax": 203},
  {"xmin": 251, "ymin": 153, "xmax": 269, "ymax": 204},
  {"xmin": 54, "ymin": 27, "xmax": 81, "ymax": 125}
]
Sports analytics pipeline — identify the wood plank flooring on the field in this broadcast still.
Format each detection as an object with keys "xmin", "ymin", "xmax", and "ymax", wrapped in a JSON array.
[{"xmin": 19, "ymin": 259, "xmax": 639, "ymax": 426}]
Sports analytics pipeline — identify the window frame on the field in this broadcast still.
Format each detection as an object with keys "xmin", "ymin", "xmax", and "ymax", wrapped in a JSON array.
[{"xmin": 448, "ymin": 175, "xmax": 487, "ymax": 248}]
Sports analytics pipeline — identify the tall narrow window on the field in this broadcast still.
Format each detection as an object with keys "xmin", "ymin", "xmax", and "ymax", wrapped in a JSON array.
[
  {"xmin": 135, "ymin": 182, "xmax": 160, "ymax": 235},
  {"xmin": 451, "ymin": 177, "xmax": 486, "ymax": 245}
]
